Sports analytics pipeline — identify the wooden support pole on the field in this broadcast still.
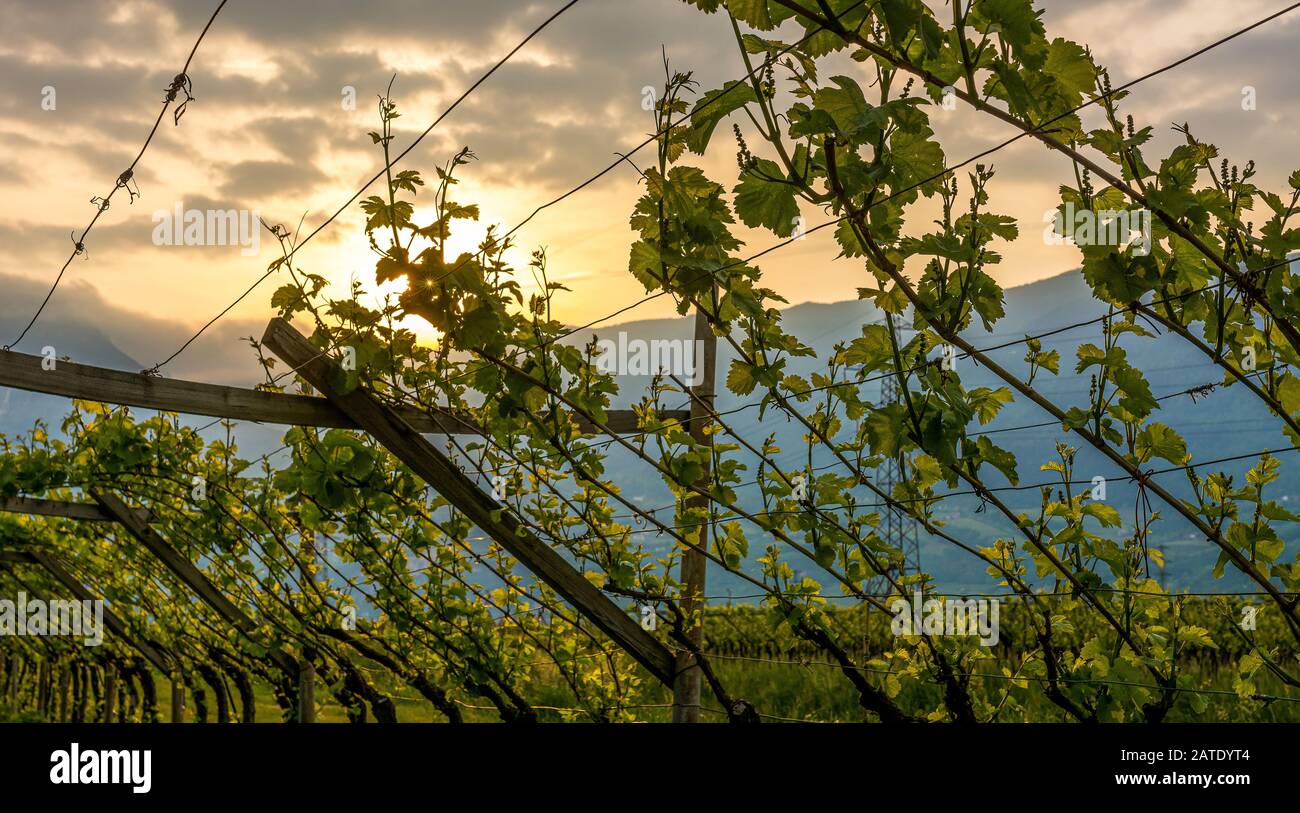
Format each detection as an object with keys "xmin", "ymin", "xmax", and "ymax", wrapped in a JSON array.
[
  {"xmin": 36, "ymin": 658, "xmax": 49, "ymax": 717},
  {"xmin": 298, "ymin": 647, "xmax": 316, "ymax": 724},
  {"xmin": 7, "ymin": 653, "xmax": 17, "ymax": 710},
  {"xmin": 102, "ymin": 663, "xmax": 117, "ymax": 723},
  {"xmin": 57, "ymin": 660, "xmax": 70, "ymax": 722},
  {"xmin": 262, "ymin": 317, "xmax": 677, "ymax": 685},
  {"xmin": 672, "ymin": 295, "xmax": 717, "ymax": 723},
  {"xmin": 73, "ymin": 662, "xmax": 87, "ymax": 722},
  {"xmin": 171, "ymin": 678, "xmax": 185, "ymax": 724},
  {"xmin": 0, "ymin": 347, "xmax": 683, "ymax": 435}
]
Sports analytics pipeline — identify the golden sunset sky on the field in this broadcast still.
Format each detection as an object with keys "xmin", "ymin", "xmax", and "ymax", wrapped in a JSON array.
[{"xmin": 1, "ymin": 0, "xmax": 1296, "ymax": 384}]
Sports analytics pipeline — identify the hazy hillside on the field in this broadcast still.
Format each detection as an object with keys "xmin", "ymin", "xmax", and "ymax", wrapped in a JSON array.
[
  {"xmin": 3, "ymin": 269, "xmax": 1293, "ymax": 593},
  {"xmin": 0, "ymin": 312, "xmax": 143, "ymax": 435},
  {"xmin": 565, "ymin": 269, "xmax": 1297, "ymax": 594}
]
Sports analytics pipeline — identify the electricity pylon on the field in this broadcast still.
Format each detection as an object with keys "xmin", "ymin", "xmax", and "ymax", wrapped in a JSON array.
[
  {"xmin": 878, "ymin": 367, "xmax": 923, "ymax": 578},
  {"xmin": 843, "ymin": 312, "xmax": 924, "ymax": 595},
  {"xmin": 874, "ymin": 311, "xmax": 922, "ymax": 581}
]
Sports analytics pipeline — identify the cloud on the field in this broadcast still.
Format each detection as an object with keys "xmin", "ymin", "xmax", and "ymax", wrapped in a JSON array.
[
  {"xmin": 0, "ymin": 0, "xmax": 173, "ymax": 60},
  {"xmin": 0, "ymin": 0, "xmax": 1297, "ymax": 328},
  {"xmin": 216, "ymin": 158, "xmax": 328, "ymax": 198},
  {"xmin": 0, "ymin": 160, "xmax": 25, "ymax": 185},
  {"xmin": 0, "ymin": 50, "xmax": 159, "ymax": 125},
  {"xmin": 245, "ymin": 115, "xmax": 330, "ymax": 161}
]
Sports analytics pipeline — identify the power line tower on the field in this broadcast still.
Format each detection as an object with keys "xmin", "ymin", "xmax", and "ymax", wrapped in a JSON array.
[
  {"xmin": 844, "ymin": 311, "xmax": 925, "ymax": 589},
  {"xmin": 877, "ymin": 312, "xmax": 922, "ymax": 579},
  {"xmin": 878, "ymin": 368, "xmax": 923, "ymax": 578},
  {"xmin": 857, "ymin": 312, "xmax": 923, "ymax": 673}
]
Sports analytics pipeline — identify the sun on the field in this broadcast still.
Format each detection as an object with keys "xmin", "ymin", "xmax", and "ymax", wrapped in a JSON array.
[{"xmin": 317, "ymin": 199, "xmax": 543, "ymax": 349}]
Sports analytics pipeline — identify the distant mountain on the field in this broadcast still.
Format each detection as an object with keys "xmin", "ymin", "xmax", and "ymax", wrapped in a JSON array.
[
  {"xmin": 3, "ymin": 268, "xmax": 1293, "ymax": 593},
  {"xmin": 0, "ymin": 272, "xmax": 286, "ymax": 451},
  {"xmin": 0, "ymin": 309, "xmax": 143, "ymax": 436},
  {"xmin": 565, "ymin": 269, "xmax": 1297, "ymax": 593}
]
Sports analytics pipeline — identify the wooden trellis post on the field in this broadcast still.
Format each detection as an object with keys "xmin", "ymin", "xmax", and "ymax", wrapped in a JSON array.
[
  {"xmin": 57, "ymin": 661, "xmax": 70, "ymax": 722},
  {"xmin": 5, "ymin": 650, "xmax": 18, "ymax": 707},
  {"xmin": 298, "ymin": 647, "xmax": 316, "ymax": 724},
  {"xmin": 171, "ymin": 680, "xmax": 185, "ymax": 724},
  {"xmin": 672, "ymin": 296, "xmax": 717, "ymax": 723},
  {"xmin": 102, "ymin": 663, "xmax": 117, "ymax": 723},
  {"xmin": 5, "ymin": 652, "xmax": 16, "ymax": 710},
  {"xmin": 261, "ymin": 317, "xmax": 677, "ymax": 686},
  {"xmin": 0, "ymin": 495, "xmax": 149, "ymax": 523}
]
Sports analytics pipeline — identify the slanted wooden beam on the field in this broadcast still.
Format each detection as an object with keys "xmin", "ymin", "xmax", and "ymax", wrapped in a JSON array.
[
  {"xmin": 35, "ymin": 552, "xmax": 172, "ymax": 675},
  {"xmin": 27, "ymin": 552, "xmax": 172, "ymax": 674},
  {"xmin": 262, "ymin": 317, "xmax": 677, "ymax": 685},
  {"xmin": 0, "ymin": 546, "xmax": 171, "ymax": 674},
  {"xmin": 0, "ymin": 347, "xmax": 683, "ymax": 434},
  {"xmin": 89, "ymin": 489, "xmax": 300, "ymax": 679}
]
